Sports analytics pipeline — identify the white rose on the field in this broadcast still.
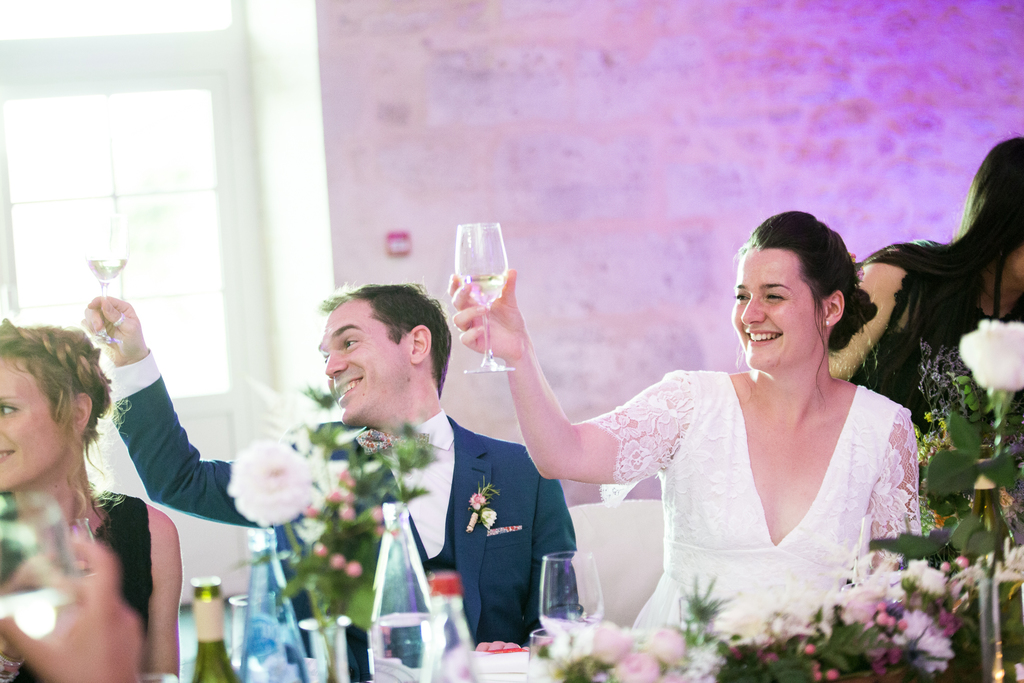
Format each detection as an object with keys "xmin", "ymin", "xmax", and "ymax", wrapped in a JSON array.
[
  {"xmin": 480, "ymin": 508, "xmax": 497, "ymax": 529},
  {"xmin": 903, "ymin": 560, "xmax": 948, "ymax": 597},
  {"xmin": 228, "ymin": 440, "xmax": 313, "ymax": 527},
  {"xmin": 959, "ymin": 320, "xmax": 1024, "ymax": 392}
]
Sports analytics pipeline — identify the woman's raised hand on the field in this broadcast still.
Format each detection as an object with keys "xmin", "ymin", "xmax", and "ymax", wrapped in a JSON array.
[
  {"xmin": 82, "ymin": 296, "xmax": 150, "ymax": 367},
  {"xmin": 450, "ymin": 268, "xmax": 528, "ymax": 364}
]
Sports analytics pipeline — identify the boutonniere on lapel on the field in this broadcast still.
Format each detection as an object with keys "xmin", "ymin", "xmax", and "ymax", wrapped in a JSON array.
[{"xmin": 466, "ymin": 481, "xmax": 499, "ymax": 533}]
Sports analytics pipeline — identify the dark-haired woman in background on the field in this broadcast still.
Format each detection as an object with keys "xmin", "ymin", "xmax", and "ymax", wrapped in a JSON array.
[
  {"xmin": 452, "ymin": 211, "xmax": 920, "ymax": 628},
  {"xmin": 832, "ymin": 137, "xmax": 1024, "ymax": 428},
  {"xmin": 0, "ymin": 321, "xmax": 181, "ymax": 681}
]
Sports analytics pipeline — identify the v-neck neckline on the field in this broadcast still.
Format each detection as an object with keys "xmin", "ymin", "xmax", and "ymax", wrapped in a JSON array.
[{"xmin": 726, "ymin": 377, "xmax": 861, "ymax": 548}]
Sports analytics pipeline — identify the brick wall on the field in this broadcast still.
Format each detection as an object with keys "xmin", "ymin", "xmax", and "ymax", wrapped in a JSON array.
[{"xmin": 314, "ymin": 0, "xmax": 1023, "ymax": 502}]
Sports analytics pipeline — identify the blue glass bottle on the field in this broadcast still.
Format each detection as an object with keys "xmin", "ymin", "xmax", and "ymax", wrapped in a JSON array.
[{"xmin": 239, "ymin": 528, "xmax": 310, "ymax": 683}]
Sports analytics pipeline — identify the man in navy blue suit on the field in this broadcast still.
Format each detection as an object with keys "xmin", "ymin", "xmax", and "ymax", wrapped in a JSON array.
[{"xmin": 85, "ymin": 284, "xmax": 574, "ymax": 669}]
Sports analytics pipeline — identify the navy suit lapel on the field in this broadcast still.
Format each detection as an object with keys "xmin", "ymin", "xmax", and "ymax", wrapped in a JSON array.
[{"xmin": 449, "ymin": 418, "xmax": 490, "ymax": 637}]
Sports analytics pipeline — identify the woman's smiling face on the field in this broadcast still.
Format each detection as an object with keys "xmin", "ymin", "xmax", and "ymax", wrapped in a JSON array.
[
  {"xmin": 0, "ymin": 358, "xmax": 80, "ymax": 493},
  {"xmin": 733, "ymin": 248, "xmax": 828, "ymax": 374}
]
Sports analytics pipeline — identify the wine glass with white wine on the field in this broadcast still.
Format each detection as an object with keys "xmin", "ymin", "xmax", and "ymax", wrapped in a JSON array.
[
  {"xmin": 84, "ymin": 214, "xmax": 129, "ymax": 345},
  {"xmin": 455, "ymin": 223, "xmax": 514, "ymax": 374},
  {"xmin": 0, "ymin": 492, "xmax": 80, "ymax": 640}
]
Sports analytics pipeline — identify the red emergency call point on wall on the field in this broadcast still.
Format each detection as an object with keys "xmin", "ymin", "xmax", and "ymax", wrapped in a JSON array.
[{"xmin": 386, "ymin": 231, "xmax": 412, "ymax": 256}]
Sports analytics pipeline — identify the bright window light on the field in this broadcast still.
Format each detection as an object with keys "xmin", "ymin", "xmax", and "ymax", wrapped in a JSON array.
[
  {"xmin": 2, "ymin": 90, "xmax": 230, "ymax": 397},
  {"xmin": 0, "ymin": 0, "xmax": 231, "ymax": 40}
]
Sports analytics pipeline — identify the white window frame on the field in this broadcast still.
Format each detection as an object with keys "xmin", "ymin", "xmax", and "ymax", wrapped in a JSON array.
[{"xmin": 0, "ymin": 1, "xmax": 270, "ymax": 598}]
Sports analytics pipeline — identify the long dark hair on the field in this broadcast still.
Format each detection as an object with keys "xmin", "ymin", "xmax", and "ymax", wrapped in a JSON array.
[
  {"xmin": 859, "ymin": 137, "xmax": 1024, "ymax": 406},
  {"xmin": 740, "ymin": 211, "xmax": 878, "ymax": 352}
]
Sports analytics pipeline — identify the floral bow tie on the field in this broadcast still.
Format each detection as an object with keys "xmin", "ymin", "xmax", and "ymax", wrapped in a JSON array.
[{"xmin": 356, "ymin": 429, "xmax": 430, "ymax": 454}]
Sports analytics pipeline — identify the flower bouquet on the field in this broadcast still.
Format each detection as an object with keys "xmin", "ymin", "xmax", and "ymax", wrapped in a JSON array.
[
  {"xmin": 228, "ymin": 421, "xmax": 434, "ymax": 632},
  {"xmin": 532, "ymin": 559, "xmax": 986, "ymax": 683}
]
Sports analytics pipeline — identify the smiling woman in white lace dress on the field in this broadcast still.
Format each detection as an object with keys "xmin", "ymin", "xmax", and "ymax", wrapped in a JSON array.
[{"xmin": 451, "ymin": 211, "xmax": 921, "ymax": 627}]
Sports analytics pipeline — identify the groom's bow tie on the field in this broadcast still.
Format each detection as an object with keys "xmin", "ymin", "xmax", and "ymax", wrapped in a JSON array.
[{"xmin": 356, "ymin": 429, "xmax": 431, "ymax": 454}]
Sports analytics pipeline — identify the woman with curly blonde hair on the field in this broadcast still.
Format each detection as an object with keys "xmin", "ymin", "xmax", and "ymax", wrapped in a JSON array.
[{"xmin": 0, "ymin": 320, "xmax": 181, "ymax": 681}]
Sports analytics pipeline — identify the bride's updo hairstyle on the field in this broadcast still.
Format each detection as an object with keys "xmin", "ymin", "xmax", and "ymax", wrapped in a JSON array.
[
  {"xmin": 739, "ymin": 211, "xmax": 878, "ymax": 352},
  {"xmin": 0, "ymin": 319, "xmax": 114, "ymax": 517}
]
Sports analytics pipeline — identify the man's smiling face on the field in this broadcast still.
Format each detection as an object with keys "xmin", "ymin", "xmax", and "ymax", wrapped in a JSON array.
[{"xmin": 321, "ymin": 299, "xmax": 416, "ymax": 431}]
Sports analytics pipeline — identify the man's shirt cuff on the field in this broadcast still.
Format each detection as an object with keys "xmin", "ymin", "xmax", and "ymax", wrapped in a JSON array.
[{"xmin": 110, "ymin": 351, "xmax": 161, "ymax": 402}]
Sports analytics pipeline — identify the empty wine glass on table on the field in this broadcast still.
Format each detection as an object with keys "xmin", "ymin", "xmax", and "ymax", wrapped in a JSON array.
[
  {"xmin": 455, "ymin": 222, "xmax": 514, "ymax": 373},
  {"xmin": 0, "ymin": 491, "xmax": 80, "ymax": 639},
  {"xmin": 539, "ymin": 551, "xmax": 604, "ymax": 634},
  {"xmin": 84, "ymin": 214, "xmax": 129, "ymax": 345}
]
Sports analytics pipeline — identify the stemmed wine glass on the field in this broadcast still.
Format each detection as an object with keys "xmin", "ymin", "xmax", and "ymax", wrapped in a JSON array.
[
  {"xmin": 84, "ymin": 214, "xmax": 129, "ymax": 345},
  {"xmin": 539, "ymin": 551, "xmax": 604, "ymax": 634},
  {"xmin": 0, "ymin": 492, "xmax": 80, "ymax": 639},
  {"xmin": 455, "ymin": 222, "xmax": 513, "ymax": 374}
]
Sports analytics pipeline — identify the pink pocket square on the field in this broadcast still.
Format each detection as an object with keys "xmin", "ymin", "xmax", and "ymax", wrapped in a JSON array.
[{"xmin": 486, "ymin": 525, "xmax": 523, "ymax": 537}]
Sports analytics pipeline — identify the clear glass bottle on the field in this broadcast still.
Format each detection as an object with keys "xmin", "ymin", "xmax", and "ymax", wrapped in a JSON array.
[
  {"xmin": 420, "ymin": 572, "xmax": 479, "ymax": 683},
  {"xmin": 370, "ymin": 503, "xmax": 432, "ymax": 675},
  {"xmin": 191, "ymin": 576, "xmax": 242, "ymax": 683},
  {"xmin": 239, "ymin": 528, "xmax": 310, "ymax": 683}
]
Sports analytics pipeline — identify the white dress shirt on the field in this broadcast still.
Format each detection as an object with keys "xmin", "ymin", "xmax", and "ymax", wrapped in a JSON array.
[{"xmin": 405, "ymin": 410, "xmax": 456, "ymax": 559}]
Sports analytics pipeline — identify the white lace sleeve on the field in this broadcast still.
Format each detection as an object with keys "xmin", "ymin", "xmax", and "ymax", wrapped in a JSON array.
[
  {"xmin": 586, "ymin": 372, "xmax": 696, "ymax": 506},
  {"xmin": 868, "ymin": 407, "xmax": 921, "ymax": 539}
]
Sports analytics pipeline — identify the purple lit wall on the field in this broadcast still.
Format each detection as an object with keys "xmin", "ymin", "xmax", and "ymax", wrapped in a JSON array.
[{"xmin": 315, "ymin": 1, "xmax": 1023, "ymax": 502}]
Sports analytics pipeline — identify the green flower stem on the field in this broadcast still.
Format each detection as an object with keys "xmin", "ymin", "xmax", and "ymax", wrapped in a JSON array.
[{"xmin": 282, "ymin": 522, "xmax": 328, "ymax": 628}]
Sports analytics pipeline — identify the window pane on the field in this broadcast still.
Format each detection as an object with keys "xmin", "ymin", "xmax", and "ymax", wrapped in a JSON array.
[
  {"xmin": 133, "ymin": 293, "xmax": 230, "ymax": 397},
  {"xmin": 0, "ymin": 0, "xmax": 231, "ymax": 40},
  {"xmin": 111, "ymin": 91, "xmax": 217, "ymax": 195},
  {"xmin": 4, "ymin": 96, "xmax": 113, "ymax": 203},
  {"xmin": 119, "ymin": 191, "xmax": 223, "ymax": 298},
  {"xmin": 12, "ymin": 199, "xmax": 117, "ymax": 308}
]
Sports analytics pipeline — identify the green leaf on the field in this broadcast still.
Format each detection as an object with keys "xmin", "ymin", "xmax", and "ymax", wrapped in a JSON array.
[
  {"xmin": 947, "ymin": 411, "xmax": 982, "ymax": 455},
  {"xmin": 978, "ymin": 453, "xmax": 1017, "ymax": 488},
  {"xmin": 965, "ymin": 528, "xmax": 996, "ymax": 556},
  {"xmin": 950, "ymin": 514, "xmax": 982, "ymax": 551},
  {"xmin": 926, "ymin": 448, "xmax": 979, "ymax": 495},
  {"xmin": 869, "ymin": 530, "xmax": 950, "ymax": 559}
]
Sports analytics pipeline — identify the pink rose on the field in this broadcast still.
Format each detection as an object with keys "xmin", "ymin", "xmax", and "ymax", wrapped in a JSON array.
[
  {"xmin": 614, "ymin": 653, "xmax": 660, "ymax": 683},
  {"xmin": 346, "ymin": 561, "xmax": 363, "ymax": 577},
  {"xmin": 304, "ymin": 506, "xmax": 319, "ymax": 518},
  {"xmin": 955, "ymin": 556, "xmax": 970, "ymax": 569},
  {"xmin": 326, "ymin": 490, "xmax": 344, "ymax": 504},
  {"xmin": 371, "ymin": 506, "xmax": 385, "ymax": 523},
  {"xmin": 469, "ymin": 493, "xmax": 487, "ymax": 510},
  {"xmin": 341, "ymin": 506, "xmax": 356, "ymax": 521},
  {"xmin": 591, "ymin": 624, "xmax": 634, "ymax": 664},
  {"xmin": 330, "ymin": 553, "xmax": 347, "ymax": 569},
  {"xmin": 804, "ymin": 644, "xmax": 816, "ymax": 655},
  {"xmin": 826, "ymin": 669, "xmax": 839, "ymax": 681},
  {"xmin": 648, "ymin": 629, "xmax": 686, "ymax": 665},
  {"xmin": 313, "ymin": 543, "xmax": 328, "ymax": 557}
]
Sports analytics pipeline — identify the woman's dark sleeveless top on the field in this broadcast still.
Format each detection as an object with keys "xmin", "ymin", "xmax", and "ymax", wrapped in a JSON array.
[
  {"xmin": 15, "ymin": 495, "xmax": 152, "ymax": 683},
  {"xmin": 852, "ymin": 271, "xmax": 1024, "ymax": 429}
]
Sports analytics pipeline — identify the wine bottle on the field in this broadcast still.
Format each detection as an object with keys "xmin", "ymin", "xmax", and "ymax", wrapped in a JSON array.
[{"xmin": 191, "ymin": 576, "xmax": 241, "ymax": 683}]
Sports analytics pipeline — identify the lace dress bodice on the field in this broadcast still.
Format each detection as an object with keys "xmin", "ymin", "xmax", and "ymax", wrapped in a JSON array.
[{"xmin": 589, "ymin": 371, "xmax": 920, "ymax": 627}]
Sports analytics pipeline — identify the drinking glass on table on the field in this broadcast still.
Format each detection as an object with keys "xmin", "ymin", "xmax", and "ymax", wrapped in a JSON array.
[
  {"xmin": 455, "ymin": 222, "xmax": 513, "ymax": 373},
  {"xmin": 84, "ymin": 214, "xmax": 129, "ymax": 344},
  {"xmin": 0, "ymin": 492, "xmax": 80, "ymax": 639},
  {"xmin": 539, "ymin": 551, "xmax": 604, "ymax": 634}
]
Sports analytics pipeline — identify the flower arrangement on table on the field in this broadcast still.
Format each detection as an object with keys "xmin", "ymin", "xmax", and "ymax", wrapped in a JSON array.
[
  {"xmin": 228, "ymin": 420, "xmax": 434, "ymax": 632},
  {"xmin": 532, "ymin": 550, "xmax": 1024, "ymax": 683}
]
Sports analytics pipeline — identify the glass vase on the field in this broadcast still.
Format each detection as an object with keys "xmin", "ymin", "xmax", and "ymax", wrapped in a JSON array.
[
  {"xmin": 369, "ymin": 503, "xmax": 432, "ymax": 676},
  {"xmin": 300, "ymin": 616, "xmax": 352, "ymax": 683}
]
